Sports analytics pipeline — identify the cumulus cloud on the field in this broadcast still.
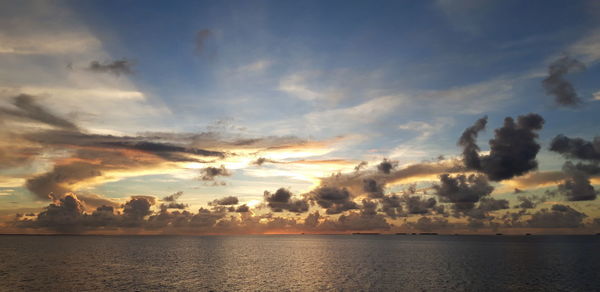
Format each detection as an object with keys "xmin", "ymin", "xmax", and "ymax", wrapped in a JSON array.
[
  {"xmin": 542, "ymin": 56, "xmax": 585, "ymax": 107},
  {"xmin": 210, "ymin": 196, "xmax": 239, "ymax": 206},
  {"xmin": 87, "ymin": 59, "xmax": 134, "ymax": 76},
  {"xmin": 362, "ymin": 178, "xmax": 384, "ymax": 198},
  {"xmin": 549, "ymin": 135, "xmax": 600, "ymax": 161},
  {"xmin": 311, "ymin": 186, "xmax": 359, "ymax": 215},
  {"xmin": 319, "ymin": 159, "xmax": 465, "ymax": 198},
  {"xmin": 406, "ymin": 216, "xmax": 449, "ymax": 232},
  {"xmin": 377, "ymin": 158, "xmax": 398, "ymax": 174},
  {"xmin": 527, "ymin": 204, "xmax": 587, "ymax": 228},
  {"xmin": 459, "ymin": 114, "xmax": 544, "ymax": 181},
  {"xmin": 264, "ymin": 188, "xmax": 309, "ymax": 213},
  {"xmin": 477, "ymin": 197, "xmax": 509, "ymax": 212},
  {"xmin": 403, "ymin": 195, "xmax": 437, "ymax": 214},
  {"xmin": 557, "ymin": 162, "xmax": 598, "ymax": 201},
  {"xmin": 199, "ymin": 165, "xmax": 231, "ymax": 183},
  {"xmin": 434, "ymin": 174, "xmax": 494, "ymax": 211}
]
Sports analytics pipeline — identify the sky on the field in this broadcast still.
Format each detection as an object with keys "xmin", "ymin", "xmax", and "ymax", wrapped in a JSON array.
[{"xmin": 1, "ymin": 0, "xmax": 600, "ymax": 234}]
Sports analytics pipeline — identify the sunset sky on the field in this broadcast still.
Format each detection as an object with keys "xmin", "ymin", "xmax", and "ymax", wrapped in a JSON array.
[{"xmin": 1, "ymin": 0, "xmax": 600, "ymax": 234}]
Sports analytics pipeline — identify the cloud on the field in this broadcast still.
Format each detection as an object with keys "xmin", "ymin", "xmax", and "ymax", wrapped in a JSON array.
[
  {"xmin": 123, "ymin": 196, "xmax": 155, "ymax": 221},
  {"xmin": 362, "ymin": 178, "xmax": 384, "ymax": 198},
  {"xmin": 433, "ymin": 174, "xmax": 494, "ymax": 211},
  {"xmin": 527, "ymin": 204, "xmax": 587, "ymax": 228},
  {"xmin": 264, "ymin": 188, "xmax": 309, "ymax": 213},
  {"xmin": 311, "ymin": 186, "xmax": 359, "ymax": 215},
  {"xmin": 549, "ymin": 135, "xmax": 600, "ymax": 161},
  {"xmin": 319, "ymin": 159, "xmax": 465, "ymax": 198},
  {"xmin": 406, "ymin": 216, "xmax": 449, "ymax": 232},
  {"xmin": 162, "ymin": 191, "xmax": 184, "ymax": 202},
  {"xmin": 403, "ymin": 195, "xmax": 438, "ymax": 215},
  {"xmin": 199, "ymin": 165, "xmax": 231, "ymax": 182},
  {"xmin": 557, "ymin": 172, "xmax": 597, "ymax": 201},
  {"xmin": 477, "ymin": 197, "xmax": 509, "ymax": 212},
  {"xmin": 516, "ymin": 195, "xmax": 537, "ymax": 209},
  {"xmin": 459, "ymin": 113, "xmax": 544, "ymax": 181},
  {"xmin": 235, "ymin": 205, "xmax": 249, "ymax": 213},
  {"xmin": 0, "ymin": 94, "xmax": 78, "ymax": 130},
  {"xmin": 210, "ymin": 196, "xmax": 239, "ymax": 206},
  {"xmin": 87, "ymin": 59, "xmax": 134, "ymax": 76},
  {"xmin": 542, "ymin": 56, "xmax": 585, "ymax": 107},
  {"xmin": 377, "ymin": 158, "xmax": 398, "ymax": 174},
  {"xmin": 557, "ymin": 161, "xmax": 598, "ymax": 201}
]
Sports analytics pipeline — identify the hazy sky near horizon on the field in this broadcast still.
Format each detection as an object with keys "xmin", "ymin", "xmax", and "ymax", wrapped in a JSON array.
[{"xmin": 1, "ymin": 0, "xmax": 600, "ymax": 234}]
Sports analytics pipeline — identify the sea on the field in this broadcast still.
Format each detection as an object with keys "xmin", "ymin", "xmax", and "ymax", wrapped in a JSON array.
[{"xmin": 0, "ymin": 234, "xmax": 598, "ymax": 291}]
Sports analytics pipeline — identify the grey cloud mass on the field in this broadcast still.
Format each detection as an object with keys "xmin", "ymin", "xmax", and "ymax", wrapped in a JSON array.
[
  {"xmin": 87, "ymin": 59, "xmax": 134, "ymax": 76},
  {"xmin": 542, "ymin": 56, "xmax": 585, "ymax": 107},
  {"xmin": 460, "ymin": 114, "xmax": 544, "ymax": 181}
]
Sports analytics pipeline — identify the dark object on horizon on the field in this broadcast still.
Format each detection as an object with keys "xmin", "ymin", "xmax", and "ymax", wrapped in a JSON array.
[
  {"xmin": 525, "ymin": 233, "xmax": 532, "ymax": 236},
  {"xmin": 395, "ymin": 233, "xmax": 407, "ymax": 235},
  {"xmin": 496, "ymin": 233, "xmax": 503, "ymax": 236},
  {"xmin": 419, "ymin": 232, "xmax": 438, "ymax": 235},
  {"xmin": 352, "ymin": 232, "xmax": 380, "ymax": 235}
]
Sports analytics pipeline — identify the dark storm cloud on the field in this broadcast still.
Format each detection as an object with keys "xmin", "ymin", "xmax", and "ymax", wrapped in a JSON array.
[
  {"xmin": 210, "ymin": 196, "xmax": 239, "ymax": 206},
  {"xmin": 87, "ymin": 59, "xmax": 134, "ymax": 76},
  {"xmin": 200, "ymin": 165, "xmax": 231, "ymax": 181},
  {"xmin": 459, "ymin": 114, "xmax": 544, "ymax": 181},
  {"xmin": 542, "ymin": 56, "xmax": 585, "ymax": 107},
  {"xmin": 311, "ymin": 186, "xmax": 359, "ymax": 215},
  {"xmin": 195, "ymin": 29, "xmax": 213, "ymax": 53},
  {"xmin": 0, "ymin": 94, "xmax": 78, "ymax": 130},
  {"xmin": 377, "ymin": 158, "xmax": 398, "ymax": 174},
  {"xmin": 549, "ymin": 135, "xmax": 600, "ymax": 161},
  {"xmin": 527, "ymin": 204, "xmax": 587, "ymax": 228},
  {"xmin": 433, "ymin": 174, "xmax": 494, "ymax": 211},
  {"xmin": 264, "ymin": 188, "xmax": 309, "ymax": 213}
]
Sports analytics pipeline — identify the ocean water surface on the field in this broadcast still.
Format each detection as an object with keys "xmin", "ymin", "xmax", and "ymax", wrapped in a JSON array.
[{"xmin": 0, "ymin": 234, "xmax": 599, "ymax": 291}]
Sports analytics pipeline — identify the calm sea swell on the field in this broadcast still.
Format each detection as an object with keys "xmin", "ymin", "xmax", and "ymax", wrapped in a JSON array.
[{"xmin": 0, "ymin": 235, "xmax": 598, "ymax": 291}]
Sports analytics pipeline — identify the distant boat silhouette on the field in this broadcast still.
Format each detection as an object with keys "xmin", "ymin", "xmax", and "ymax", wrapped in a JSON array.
[
  {"xmin": 395, "ymin": 233, "xmax": 407, "ymax": 235},
  {"xmin": 352, "ymin": 232, "xmax": 380, "ymax": 235},
  {"xmin": 419, "ymin": 232, "xmax": 438, "ymax": 235},
  {"xmin": 525, "ymin": 233, "xmax": 532, "ymax": 236}
]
